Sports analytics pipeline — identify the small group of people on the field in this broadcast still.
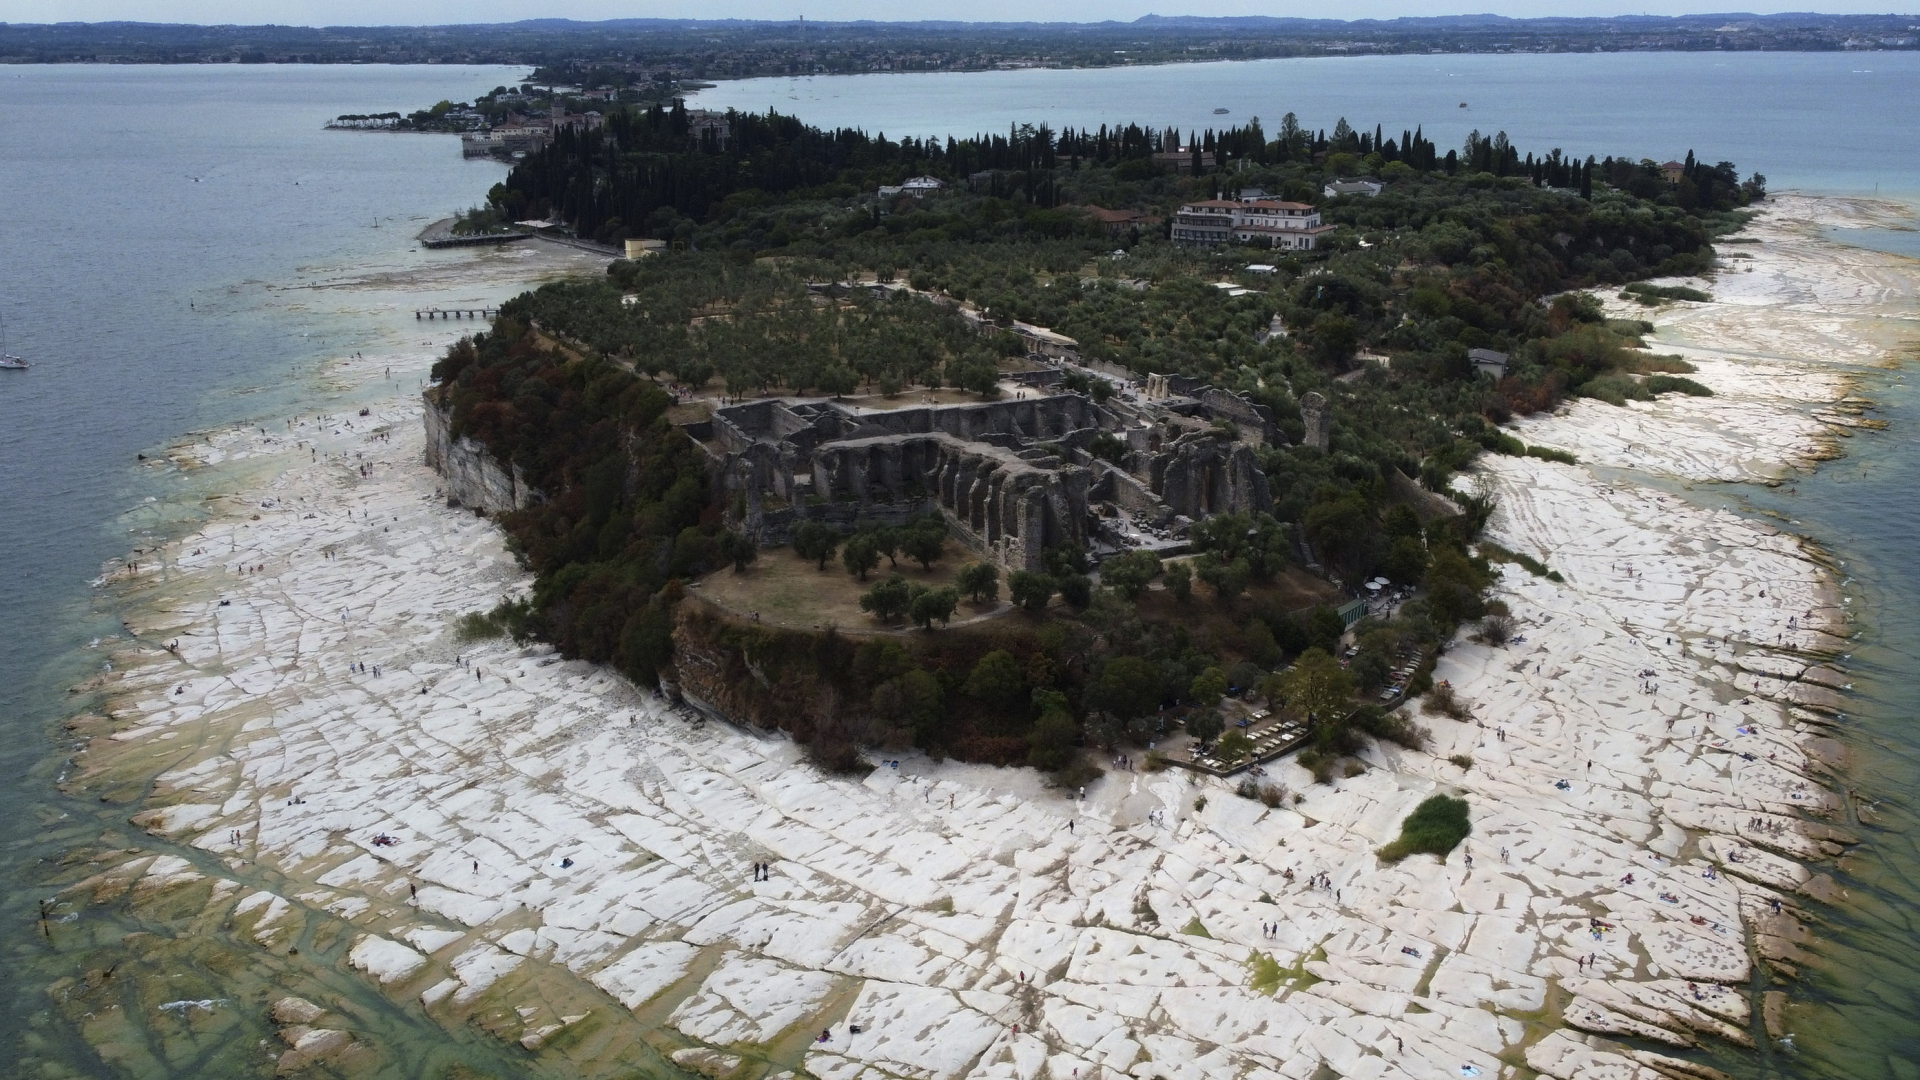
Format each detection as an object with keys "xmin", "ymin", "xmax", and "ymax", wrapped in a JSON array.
[{"xmin": 751, "ymin": 861, "xmax": 774, "ymax": 881}]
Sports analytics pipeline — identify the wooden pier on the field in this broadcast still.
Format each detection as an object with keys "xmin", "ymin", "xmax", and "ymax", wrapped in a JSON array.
[{"xmin": 416, "ymin": 308, "xmax": 499, "ymax": 320}]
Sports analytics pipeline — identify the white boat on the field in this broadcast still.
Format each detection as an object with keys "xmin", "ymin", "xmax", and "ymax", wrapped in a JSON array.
[{"xmin": 0, "ymin": 314, "xmax": 24, "ymax": 369}]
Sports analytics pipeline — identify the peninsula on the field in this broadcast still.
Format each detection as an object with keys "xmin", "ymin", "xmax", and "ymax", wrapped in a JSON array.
[{"xmin": 47, "ymin": 101, "xmax": 1909, "ymax": 1080}]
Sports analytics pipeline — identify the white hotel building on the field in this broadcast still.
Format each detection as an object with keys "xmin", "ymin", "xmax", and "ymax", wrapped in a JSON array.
[{"xmin": 1170, "ymin": 198, "xmax": 1336, "ymax": 251}]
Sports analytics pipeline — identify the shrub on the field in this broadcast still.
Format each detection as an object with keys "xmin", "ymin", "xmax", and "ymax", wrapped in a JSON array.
[
  {"xmin": 1524, "ymin": 445, "xmax": 1578, "ymax": 466},
  {"xmin": 1164, "ymin": 560, "xmax": 1193, "ymax": 602},
  {"xmin": 1479, "ymin": 541, "xmax": 1558, "ymax": 581},
  {"xmin": 1351, "ymin": 706, "xmax": 1429, "ymax": 751},
  {"xmin": 454, "ymin": 610, "xmax": 506, "ymax": 642},
  {"xmin": 805, "ymin": 736, "xmax": 870, "ymax": 775},
  {"xmin": 1479, "ymin": 614, "xmax": 1516, "ymax": 645},
  {"xmin": 455, "ymin": 598, "xmax": 535, "ymax": 643},
  {"xmin": 1421, "ymin": 682, "xmax": 1473, "ymax": 722},
  {"xmin": 1448, "ymin": 754, "xmax": 1474, "ymax": 772},
  {"xmin": 1377, "ymin": 794, "xmax": 1471, "ymax": 862},
  {"xmin": 1645, "ymin": 374, "xmax": 1713, "ymax": 397},
  {"xmin": 1623, "ymin": 353, "xmax": 1696, "ymax": 374},
  {"xmin": 1056, "ymin": 573, "xmax": 1093, "ymax": 610},
  {"xmin": 1622, "ymin": 282, "xmax": 1712, "ymax": 303}
]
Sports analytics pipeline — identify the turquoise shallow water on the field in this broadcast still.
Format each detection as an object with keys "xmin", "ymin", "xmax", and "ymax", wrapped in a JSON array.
[{"xmin": 2, "ymin": 53, "xmax": 1918, "ymax": 1078}]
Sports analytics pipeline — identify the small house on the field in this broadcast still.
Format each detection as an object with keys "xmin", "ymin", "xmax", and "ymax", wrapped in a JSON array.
[
  {"xmin": 1322, "ymin": 179, "xmax": 1384, "ymax": 199},
  {"xmin": 1469, "ymin": 348, "xmax": 1509, "ymax": 379}
]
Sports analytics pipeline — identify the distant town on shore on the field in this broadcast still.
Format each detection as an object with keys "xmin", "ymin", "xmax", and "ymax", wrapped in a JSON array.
[{"xmin": 3, "ymin": 12, "xmax": 1916, "ymax": 75}]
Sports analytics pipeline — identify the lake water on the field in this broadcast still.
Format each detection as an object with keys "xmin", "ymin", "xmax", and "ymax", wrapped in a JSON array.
[
  {"xmin": 3, "ymin": 54, "xmax": 1918, "ymax": 1078},
  {"xmin": 0, "ymin": 63, "xmax": 532, "ymax": 1075}
]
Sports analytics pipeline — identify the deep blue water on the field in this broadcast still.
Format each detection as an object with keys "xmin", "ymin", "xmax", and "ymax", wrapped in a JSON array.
[{"xmin": 693, "ymin": 51, "xmax": 1920, "ymax": 202}]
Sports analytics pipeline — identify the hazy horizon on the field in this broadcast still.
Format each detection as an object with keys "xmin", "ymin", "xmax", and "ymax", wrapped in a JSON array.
[{"xmin": 10, "ymin": 4, "xmax": 1913, "ymax": 29}]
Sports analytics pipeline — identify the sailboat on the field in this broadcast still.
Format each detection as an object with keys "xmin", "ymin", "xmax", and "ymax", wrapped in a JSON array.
[{"xmin": 0, "ymin": 313, "xmax": 27, "ymax": 369}]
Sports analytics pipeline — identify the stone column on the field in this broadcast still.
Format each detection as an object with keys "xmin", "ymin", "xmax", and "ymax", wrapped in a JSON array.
[{"xmin": 1300, "ymin": 391, "xmax": 1330, "ymax": 452}]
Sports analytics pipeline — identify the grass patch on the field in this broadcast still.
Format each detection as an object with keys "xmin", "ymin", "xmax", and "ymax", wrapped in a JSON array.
[
  {"xmin": 1622, "ymin": 281, "xmax": 1713, "ymax": 304},
  {"xmin": 454, "ymin": 610, "xmax": 505, "ymax": 642},
  {"xmin": 453, "ymin": 598, "xmax": 534, "ymax": 643},
  {"xmin": 1248, "ymin": 953, "xmax": 1284, "ymax": 995},
  {"xmin": 1479, "ymin": 541, "xmax": 1562, "ymax": 582},
  {"xmin": 1377, "ymin": 794, "xmax": 1471, "ymax": 863},
  {"xmin": 1623, "ymin": 353, "xmax": 1697, "ymax": 375},
  {"xmin": 1181, "ymin": 916, "xmax": 1212, "ymax": 939},
  {"xmin": 1576, "ymin": 372, "xmax": 1643, "ymax": 406},
  {"xmin": 1249, "ymin": 948, "xmax": 1325, "ymax": 996},
  {"xmin": 1482, "ymin": 432, "xmax": 1575, "ymax": 465},
  {"xmin": 1645, "ymin": 374, "xmax": 1713, "ymax": 397}
]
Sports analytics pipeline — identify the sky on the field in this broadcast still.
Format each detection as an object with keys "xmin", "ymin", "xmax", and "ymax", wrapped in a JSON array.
[{"xmin": 9, "ymin": 1, "xmax": 1905, "ymax": 27}]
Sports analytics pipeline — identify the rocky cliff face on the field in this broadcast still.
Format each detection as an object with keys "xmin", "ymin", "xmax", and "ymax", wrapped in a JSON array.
[{"xmin": 422, "ymin": 393, "xmax": 536, "ymax": 513}]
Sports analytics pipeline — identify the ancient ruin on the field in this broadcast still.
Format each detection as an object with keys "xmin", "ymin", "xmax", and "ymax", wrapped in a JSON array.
[{"xmin": 691, "ymin": 374, "xmax": 1298, "ymax": 571}]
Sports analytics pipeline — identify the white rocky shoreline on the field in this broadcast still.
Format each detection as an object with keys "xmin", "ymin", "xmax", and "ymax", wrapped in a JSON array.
[{"xmin": 56, "ymin": 195, "xmax": 1915, "ymax": 1079}]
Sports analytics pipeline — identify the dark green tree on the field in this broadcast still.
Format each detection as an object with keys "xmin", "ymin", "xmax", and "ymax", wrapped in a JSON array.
[
  {"xmin": 793, "ymin": 521, "xmax": 841, "ymax": 570},
  {"xmin": 1186, "ymin": 709, "xmax": 1225, "ymax": 745},
  {"xmin": 965, "ymin": 649, "xmax": 1027, "ymax": 710},
  {"xmin": 859, "ymin": 574, "xmax": 915, "ymax": 622},
  {"xmin": 1189, "ymin": 666, "xmax": 1228, "ymax": 707},
  {"xmin": 1027, "ymin": 702, "xmax": 1079, "ymax": 771},
  {"xmin": 909, "ymin": 586, "xmax": 960, "ymax": 630},
  {"xmin": 1100, "ymin": 550, "xmax": 1161, "ymax": 602},
  {"xmin": 902, "ymin": 517, "xmax": 948, "ymax": 570},
  {"xmin": 1164, "ymin": 561, "xmax": 1192, "ymax": 603},
  {"xmin": 957, "ymin": 561, "xmax": 1000, "ymax": 603},
  {"xmin": 1056, "ymin": 573, "xmax": 1093, "ymax": 610},
  {"xmin": 842, "ymin": 532, "xmax": 881, "ymax": 580},
  {"xmin": 719, "ymin": 531, "xmax": 759, "ymax": 573},
  {"xmin": 1092, "ymin": 655, "xmax": 1160, "ymax": 720},
  {"xmin": 1009, "ymin": 570, "xmax": 1056, "ymax": 613}
]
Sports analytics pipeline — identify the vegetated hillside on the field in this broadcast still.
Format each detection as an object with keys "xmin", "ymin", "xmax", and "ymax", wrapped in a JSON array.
[{"xmin": 432, "ymin": 107, "xmax": 1749, "ymax": 779}]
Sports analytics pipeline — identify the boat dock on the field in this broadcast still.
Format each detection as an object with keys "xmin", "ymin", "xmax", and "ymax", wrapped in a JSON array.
[{"xmin": 420, "ymin": 232, "xmax": 533, "ymax": 249}]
